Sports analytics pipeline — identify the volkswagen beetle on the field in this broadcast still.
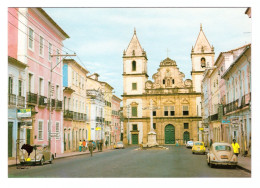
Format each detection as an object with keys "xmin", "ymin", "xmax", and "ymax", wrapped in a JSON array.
[
  {"xmin": 20, "ymin": 145, "xmax": 54, "ymax": 166},
  {"xmin": 192, "ymin": 141, "xmax": 206, "ymax": 154},
  {"xmin": 207, "ymin": 142, "xmax": 238, "ymax": 168}
]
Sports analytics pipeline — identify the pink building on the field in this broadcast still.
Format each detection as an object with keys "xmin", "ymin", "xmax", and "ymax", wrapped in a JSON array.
[
  {"xmin": 15, "ymin": 8, "xmax": 69, "ymax": 155},
  {"xmin": 111, "ymin": 95, "xmax": 122, "ymax": 144}
]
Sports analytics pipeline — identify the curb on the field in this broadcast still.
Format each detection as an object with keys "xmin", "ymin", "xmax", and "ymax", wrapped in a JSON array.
[
  {"xmin": 237, "ymin": 165, "xmax": 251, "ymax": 173},
  {"xmin": 8, "ymin": 149, "xmax": 113, "ymax": 167}
]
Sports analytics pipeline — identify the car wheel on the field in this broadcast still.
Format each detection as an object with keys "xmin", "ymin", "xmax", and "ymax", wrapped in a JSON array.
[
  {"xmin": 40, "ymin": 157, "xmax": 44, "ymax": 166},
  {"xmin": 192, "ymin": 152, "xmax": 194, "ymax": 154},
  {"xmin": 49, "ymin": 155, "xmax": 54, "ymax": 164},
  {"xmin": 232, "ymin": 165, "xmax": 237, "ymax": 169},
  {"xmin": 210, "ymin": 162, "xmax": 214, "ymax": 168}
]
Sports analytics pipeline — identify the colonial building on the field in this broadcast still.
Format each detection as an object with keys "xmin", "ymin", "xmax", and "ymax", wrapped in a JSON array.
[
  {"xmin": 63, "ymin": 59, "xmax": 89, "ymax": 152},
  {"xmin": 111, "ymin": 95, "xmax": 122, "ymax": 145},
  {"xmin": 122, "ymin": 29, "xmax": 205, "ymax": 145}
]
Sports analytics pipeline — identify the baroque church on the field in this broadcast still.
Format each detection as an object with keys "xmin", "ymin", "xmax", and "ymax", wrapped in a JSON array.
[{"xmin": 122, "ymin": 26, "xmax": 215, "ymax": 145}]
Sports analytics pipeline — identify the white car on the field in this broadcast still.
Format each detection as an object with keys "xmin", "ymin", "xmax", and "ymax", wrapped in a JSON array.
[
  {"xmin": 114, "ymin": 141, "xmax": 125, "ymax": 149},
  {"xmin": 186, "ymin": 141, "xmax": 194, "ymax": 148}
]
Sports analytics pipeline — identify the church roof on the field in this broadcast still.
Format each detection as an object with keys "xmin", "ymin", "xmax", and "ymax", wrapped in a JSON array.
[
  {"xmin": 124, "ymin": 28, "xmax": 146, "ymax": 57},
  {"xmin": 159, "ymin": 57, "xmax": 177, "ymax": 67},
  {"xmin": 192, "ymin": 24, "xmax": 213, "ymax": 53}
]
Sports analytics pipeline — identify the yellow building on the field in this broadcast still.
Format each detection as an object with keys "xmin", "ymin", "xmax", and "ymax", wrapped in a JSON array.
[
  {"xmin": 122, "ymin": 30, "xmax": 203, "ymax": 145},
  {"xmin": 63, "ymin": 59, "xmax": 90, "ymax": 151}
]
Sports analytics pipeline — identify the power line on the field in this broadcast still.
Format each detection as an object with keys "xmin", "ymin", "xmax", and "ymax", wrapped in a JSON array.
[
  {"xmin": 13, "ymin": 8, "xmax": 75, "ymax": 54},
  {"xmin": 8, "ymin": 10, "xmax": 71, "ymax": 55}
]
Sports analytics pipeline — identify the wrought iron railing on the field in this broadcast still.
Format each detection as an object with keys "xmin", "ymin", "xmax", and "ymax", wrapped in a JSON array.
[
  {"xmin": 38, "ymin": 95, "xmax": 48, "ymax": 106},
  {"xmin": 17, "ymin": 96, "xmax": 25, "ymax": 107},
  {"xmin": 64, "ymin": 110, "xmax": 73, "ymax": 119},
  {"xmin": 27, "ymin": 92, "xmax": 37, "ymax": 105},
  {"xmin": 8, "ymin": 94, "xmax": 16, "ymax": 105},
  {"xmin": 209, "ymin": 113, "xmax": 218, "ymax": 121},
  {"xmin": 55, "ymin": 100, "xmax": 62, "ymax": 110}
]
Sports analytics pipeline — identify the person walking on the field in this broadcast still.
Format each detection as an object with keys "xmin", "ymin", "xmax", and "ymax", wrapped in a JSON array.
[
  {"xmin": 210, "ymin": 139, "xmax": 213, "ymax": 147},
  {"xmin": 88, "ymin": 140, "xmax": 94, "ymax": 157},
  {"xmin": 232, "ymin": 139, "xmax": 240, "ymax": 157},
  {"xmin": 105, "ymin": 140, "xmax": 108, "ymax": 148},
  {"xmin": 79, "ymin": 140, "xmax": 83, "ymax": 152},
  {"xmin": 82, "ymin": 140, "xmax": 86, "ymax": 152},
  {"xmin": 97, "ymin": 140, "xmax": 100, "ymax": 151},
  {"xmin": 100, "ymin": 140, "xmax": 103, "ymax": 152}
]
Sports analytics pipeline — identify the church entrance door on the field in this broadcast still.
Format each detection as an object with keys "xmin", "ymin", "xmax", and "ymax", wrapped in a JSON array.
[
  {"xmin": 183, "ymin": 131, "xmax": 190, "ymax": 144},
  {"xmin": 165, "ymin": 124, "xmax": 175, "ymax": 144}
]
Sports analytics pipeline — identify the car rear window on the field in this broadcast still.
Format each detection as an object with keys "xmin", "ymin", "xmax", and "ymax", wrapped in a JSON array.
[
  {"xmin": 215, "ymin": 145, "xmax": 231, "ymax": 151},
  {"xmin": 117, "ymin": 141, "xmax": 123, "ymax": 144},
  {"xmin": 195, "ymin": 142, "xmax": 203, "ymax": 146}
]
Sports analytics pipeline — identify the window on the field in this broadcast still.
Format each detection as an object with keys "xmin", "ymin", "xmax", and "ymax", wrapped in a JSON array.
[
  {"xmin": 164, "ymin": 106, "xmax": 168, "ymax": 116},
  {"xmin": 132, "ymin": 106, "xmax": 137, "ymax": 117},
  {"xmin": 28, "ymin": 73, "xmax": 33, "ymax": 92},
  {"xmin": 39, "ymin": 78, "xmax": 43, "ymax": 96},
  {"xmin": 8, "ymin": 77, "xmax": 13, "ymax": 94},
  {"xmin": 132, "ymin": 61, "xmax": 136, "ymax": 71},
  {"xmin": 56, "ymin": 85, "xmax": 59, "ymax": 100},
  {"xmin": 172, "ymin": 79, "xmax": 175, "ymax": 84},
  {"xmin": 18, "ymin": 80, "xmax": 22, "ymax": 96},
  {"xmin": 76, "ymin": 73, "xmax": 78, "ymax": 86},
  {"xmin": 38, "ymin": 121, "xmax": 43, "ymax": 140},
  {"xmin": 163, "ymin": 79, "xmax": 165, "ymax": 84},
  {"xmin": 68, "ymin": 98, "xmax": 71, "ymax": 110},
  {"xmin": 64, "ymin": 96, "xmax": 67, "ymax": 110},
  {"xmin": 132, "ymin": 124, "xmax": 138, "ymax": 130},
  {"xmin": 56, "ymin": 49, "xmax": 60, "ymax": 64},
  {"xmin": 72, "ymin": 70, "xmax": 75, "ymax": 85},
  {"xmin": 48, "ymin": 43, "xmax": 52, "ymax": 61},
  {"xmin": 201, "ymin": 57, "xmax": 206, "ymax": 68},
  {"xmin": 39, "ymin": 36, "xmax": 44, "ymax": 56},
  {"xmin": 47, "ymin": 121, "xmax": 51, "ymax": 140},
  {"xmin": 56, "ymin": 122, "xmax": 60, "ymax": 139},
  {"xmin": 153, "ymin": 111, "xmax": 156, "ymax": 116},
  {"xmin": 132, "ymin": 83, "xmax": 137, "ymax": 90},
  {"xmin": 48, "ymin": 82, "xmax": 51, "ymax": 98},
  {"xmin": 183, "ymin": 106, "xmax": 189, "ymax": 115},
  {"xmin": 184, "ymin": 123, "xmax": 189, "ymax": 129},
  {"xmin": 170, "ymin": 106, "xmax": 175, "ymax": 116},
  {"xmin": 28, "ymin": 28, "xmax": 34, "ymax": 50},
  {"xmin": 153, "ymin": 123, "xmax": 156, "ymax": 130}
]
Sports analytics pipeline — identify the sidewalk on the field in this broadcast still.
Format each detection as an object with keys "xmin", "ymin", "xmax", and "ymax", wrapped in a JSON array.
[
  {"xmin": 237, "ymin": 155, "xmax": 251, "ymax": 173},
  {"xmin": 8, "ymin": 145, "xmax": 114, "ymax": 167}
]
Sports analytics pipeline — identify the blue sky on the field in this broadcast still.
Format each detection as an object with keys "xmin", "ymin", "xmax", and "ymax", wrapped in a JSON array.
[{"xmin": 44, "ymin": 8, "xmax": 251, "ymax": 98}]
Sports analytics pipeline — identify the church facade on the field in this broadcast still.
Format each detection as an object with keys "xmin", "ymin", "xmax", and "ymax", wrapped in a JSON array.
[{"xmin": 122, "ymin": 26, "xmax": 214, "ymax": 145}]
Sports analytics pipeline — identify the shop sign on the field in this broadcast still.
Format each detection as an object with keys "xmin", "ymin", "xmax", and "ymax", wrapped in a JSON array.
[
  {"xmin": 21, "ymin": 125, "xmax": 32, "ymax": 129},
  {"xmin": 199, "ymin": 128, "xmax": 204, "ymax": 131},
  {"xmin": 17, "ymin": 109, "xmax": 31, "ymax": 118},
  {"xmin": 221, "ymin": 119, "xmax": 231, "ymax": 124},
  {"xmin": 95, "ymin": 127, "xmax": 101, "ymax": 131}
]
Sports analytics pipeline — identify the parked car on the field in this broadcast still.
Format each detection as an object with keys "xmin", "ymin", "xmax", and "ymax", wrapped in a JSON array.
[
  {"xmin": 114, "ymin": 141, "xmax": 125, "ymax": 149},
  {"xmin": 192, "ymin": 141, "xmax": 206, "ymax": 154},
  {"xmin": 207, "ymin": 142, "xmax": 238, "ymax": 168},
  {"xmin": 20, "ymin": 145, "xmax": 54, "ymax": 165},
  {"xmin": 186, "ymin": 141, "xmax": 194, "ymax": 148}
]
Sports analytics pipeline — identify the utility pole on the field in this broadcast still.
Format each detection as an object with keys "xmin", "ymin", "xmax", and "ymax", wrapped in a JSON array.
[{"xmin": 48, "ymin": 53, "xmax": 76, "ymax": 155}]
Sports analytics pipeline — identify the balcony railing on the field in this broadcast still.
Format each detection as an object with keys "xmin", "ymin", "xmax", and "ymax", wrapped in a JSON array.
[
  {"xmin": 17, "ymin": 96, "xmax": 25, "ymax": 107},
  {"xmin": 8, "ymin": 94, "xmax": 16, "ymax": 106},
  {"xmin": 64, "ymin": 110, "xmax": 73, "ymax": 119},
  {"xmin": 224, "ymin": 99, "xmax": 239, "ymax": 114},
  {"xmin": 209, "ymin": 113, "xmax": 218, "ymax": 121},
  {"xmin": 38, "ymin": 95, "xmax": 48, "ymax": 107},
  {"xmin": 240, "ymin": 92, "xmax": 251, "ymax": 108},
  {"xmin": 47, "ymin": 99, "xmax": 56, "ymax": 108},
  {"xmin": 55, "ymin": 100, "xmax": 62, "ymax": 110},
  {"xmin": 27, "ymin": 92, "xmax": 37, "ymax": 105}
]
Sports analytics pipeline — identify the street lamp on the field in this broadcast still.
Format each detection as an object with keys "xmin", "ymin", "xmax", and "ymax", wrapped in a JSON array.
[{"xmin": 48, "ymin": 53, "xmax": 76, "ymax": 155}]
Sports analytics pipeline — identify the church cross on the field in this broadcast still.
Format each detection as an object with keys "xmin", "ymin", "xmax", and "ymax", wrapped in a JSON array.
[{"xmin": 166, "ymin": 48, "xmax": 170, "ymax": 57}]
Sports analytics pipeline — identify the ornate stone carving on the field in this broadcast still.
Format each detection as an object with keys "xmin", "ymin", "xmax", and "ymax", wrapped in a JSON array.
[{"xmin": 159, "ymin": 57, "xmax": 177, "ymax": 67}]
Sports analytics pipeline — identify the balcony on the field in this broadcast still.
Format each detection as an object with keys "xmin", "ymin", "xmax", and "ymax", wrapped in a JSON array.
[
  {"xmin": 64, "ymin": 110, "xmax": 73, "ymax": 119},
  {"xmin": 209, "ymin": 113, "xmax": 218, "ymax": 121},
  {"xmin": 55, "ymin": 100, "xmax": 62, "ymax": 111},
  {"xmin": 17, "ymin": 96, "xmax": 25, "ymax": 107},
  {"xmin": 73, "ymin": 112, "xmax": 78, "ymax": 121},
  {"xmin": 38, "ymin": 95, "xmax": 48, "ymax": 107},
  {"xmin": 8, "ymin": 94, "xmax": 16, "ymax": 106},
  {"xmin": 224, "ymin": 99, "xmax": 239, "ymax": 114},
  {"xmin": 240, "ymin": 92, "xmax": 251, "ymax": 109},
  {"xmin": 27, "ymin": 92, "xmax": 37, "ymax": 105},
  {"xmin": 47, "ymin": 99, "xmax": 56, "ymax": 109}
]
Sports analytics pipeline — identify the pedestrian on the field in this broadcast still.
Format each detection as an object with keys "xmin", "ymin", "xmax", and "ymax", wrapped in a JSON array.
[
  {"xmin": 232, "ymin": 139, "xmax": 240, "ymax": 157},
  {"xmin": 97, "ymin": 140, "xmax": 100, "ymax": 151},
  {"xmin": 100, "ymin": 140, "xmax": 103, "ymax": 151},
  {"xmin": 210, "ymin": 139, "xmax": 213, "ymax": 147},
  {"xmin": 88, "ymin": 140, "xmax": 94, "ymax": 157},
  {"xmin": 105, "ymin": 140, "xmax": 108, "ymax": 148},
  {"xmin": 79, "ymin": 140, "xmax": 83, "ymax": 152},
  {"xmin": 82, "ymin": 139, "xmax": 86, "ymax": 151},
  {"xmin": 176, "ymin": 140, "xmax": 179, "ymax": 146}
]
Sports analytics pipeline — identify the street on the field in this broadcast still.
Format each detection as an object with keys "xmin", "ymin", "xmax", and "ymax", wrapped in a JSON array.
[{"xmin": 8, "ymin": 146, "xmax": 250, "ymax": 178}]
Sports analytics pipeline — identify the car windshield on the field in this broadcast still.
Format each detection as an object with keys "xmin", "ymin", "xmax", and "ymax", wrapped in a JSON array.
[
  {"xmin": 195, "ymin": 142, "xmax": 203, "ymax": 146},
  {"xmin": 215, "ymin": 145, "xmax": 231, "ymax": 151},
  {"xmin": 117, "ymin": 141, "xmax": 123, "ymax": 144},
  {"xmin": 188, "ymin": 141, "xmax": 193, "ymax": 143}
]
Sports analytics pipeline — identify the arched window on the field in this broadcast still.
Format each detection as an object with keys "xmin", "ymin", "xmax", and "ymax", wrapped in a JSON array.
[
  {"xmin": 132, "ymin": 61, "xmax": 136, "ymax": 71},
  {"xmin": 201, "ymin": 57, "xmax": 206, "ymax": 68}
]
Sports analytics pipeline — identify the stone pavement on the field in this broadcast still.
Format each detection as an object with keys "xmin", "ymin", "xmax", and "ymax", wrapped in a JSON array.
[{"xmin": 8, "ymin": 145, "xmax": 114, "ymax": 167}]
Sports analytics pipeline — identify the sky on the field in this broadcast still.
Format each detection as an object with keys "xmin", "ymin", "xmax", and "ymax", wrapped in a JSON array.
[{"xmin": 43, "ymin": 8, "xmax": 251, "ymax": 98}]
